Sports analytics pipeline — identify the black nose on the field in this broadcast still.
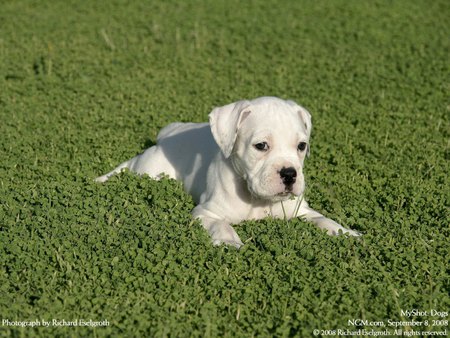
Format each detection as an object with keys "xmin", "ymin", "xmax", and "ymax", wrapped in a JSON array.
[{"xmin": 280, "ymin": 167, "xmax": 297, "ymax": 185}]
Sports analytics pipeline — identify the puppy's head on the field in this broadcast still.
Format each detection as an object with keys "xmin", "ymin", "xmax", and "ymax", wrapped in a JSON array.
[{"xmin": 209, "ymin": 96, "xmax": 312, "ymax": 201}]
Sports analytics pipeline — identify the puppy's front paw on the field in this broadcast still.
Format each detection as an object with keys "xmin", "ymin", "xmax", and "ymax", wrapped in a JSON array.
[
  {"xmin": 315, "ymin": 217, "xmax": 361, "ymax": 237},
  {"xmin": 344, "ymin": 228, "xmax": 362, "ymax": 237},
  {"xmin": 327, "ymin": 227, "xmax": 362, "ymax": 237},
  {"xmin": 94, "ymin": 175, "xmax": 108, "ymax": 183},
  {"xmin": 210, "ymin": 223, "xmax": 244, "ymax": 249}
]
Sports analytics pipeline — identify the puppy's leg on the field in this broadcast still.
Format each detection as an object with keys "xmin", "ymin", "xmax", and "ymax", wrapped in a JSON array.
[
  {"xmin": 95, "ymin": 159, "xmax": 132, "ymax": 183},
  {"xmin": 95, "ymin": 146, "xmax": 176, "ymax": 183},
  {"xmin": 277, "ymin": 198, "xmax": 360, "ymax": 236},
  {"xmin": 300, "ymin": 203, "xmax": 360, "ymax": 236},
  {"xmin": 192, "ymin": 206, "xmax": 244, "ymax": 248}
]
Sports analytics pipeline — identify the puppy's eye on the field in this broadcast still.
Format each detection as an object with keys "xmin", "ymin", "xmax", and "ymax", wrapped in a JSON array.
[
  {"xmin": 254, "ymin": 142, "xmax": 269, "ymax": 151},
  {"xmin": 297, "ymin": 142, "xmax": 307, "ymax": 152}
]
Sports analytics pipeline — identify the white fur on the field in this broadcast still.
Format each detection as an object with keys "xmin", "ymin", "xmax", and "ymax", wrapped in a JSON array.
[{"xmin": 96, "ymin": 96, "xmax": 360, "ymax": 248}]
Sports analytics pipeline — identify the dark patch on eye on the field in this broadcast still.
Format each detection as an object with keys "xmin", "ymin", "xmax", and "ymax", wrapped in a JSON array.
[
  {"xmin": 254, "ymin": 142, "xmax": 269, "ymax": 151},
  {"xmin": 298, "ymin": 142, "xmax": 307, "ymax": 152}
]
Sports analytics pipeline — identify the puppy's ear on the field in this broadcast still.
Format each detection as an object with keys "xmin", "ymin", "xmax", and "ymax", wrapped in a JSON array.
[
  {"xmin": 287, "ymin": 100, "xmax": 312, "ymax": 139},
  {"xmin": 209, "ymin": 100, "xmax": 251, "ymax": 158}
]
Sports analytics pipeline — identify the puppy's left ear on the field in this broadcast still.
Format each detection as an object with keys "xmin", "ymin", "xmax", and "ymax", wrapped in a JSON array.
[
  {"xmin": 287, "ymin": 100, "xmax": 312, "ymax": 139},
  {"xmin": 209, "ymin": 100, "xmax": 251, "ymax": 158},
  {"xmin": 287, "ymin": 100, "xmax": 312, "ymax": 156}
]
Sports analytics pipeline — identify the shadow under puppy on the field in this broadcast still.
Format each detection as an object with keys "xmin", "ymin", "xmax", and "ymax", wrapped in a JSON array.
[{"xmin": 96, "ymin": 96, "xmax": 360, "ymax": 248}]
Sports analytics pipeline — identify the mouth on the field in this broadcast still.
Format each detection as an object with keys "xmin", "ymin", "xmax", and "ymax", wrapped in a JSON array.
[
  {"xmin": 276, "ymin": 191, "xmax": 292, "ymax": 197},
  {"xmin": 246, "ymin": 179, "xmax": 300, "ymax": 201},
  {"xmin": 270, "ymin": 191, "xmax": 295, "ymax": 202},
  {"xmin": 277, "ymin": 183, "xmax": 295, "ymax": 196},
  {"xmin": 248, "ymin": 186, "xmax": 293, "ymax": 201}
]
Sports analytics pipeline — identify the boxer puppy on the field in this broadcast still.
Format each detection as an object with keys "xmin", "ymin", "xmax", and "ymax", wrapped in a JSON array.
[{"xmin": 96, "ymin": 97, "xmax": 360, "ymax": 248}]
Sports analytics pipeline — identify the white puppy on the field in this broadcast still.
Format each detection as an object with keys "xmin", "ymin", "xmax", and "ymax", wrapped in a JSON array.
[{"xmin": 96, "ymin": 96, "xmax": 360, "ymax": 248}]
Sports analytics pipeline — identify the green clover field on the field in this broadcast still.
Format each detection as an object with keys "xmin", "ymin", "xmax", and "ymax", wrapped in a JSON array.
[{"xmin": 0, "ymin": 0, "xmax": 448, "ymax": 336}]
